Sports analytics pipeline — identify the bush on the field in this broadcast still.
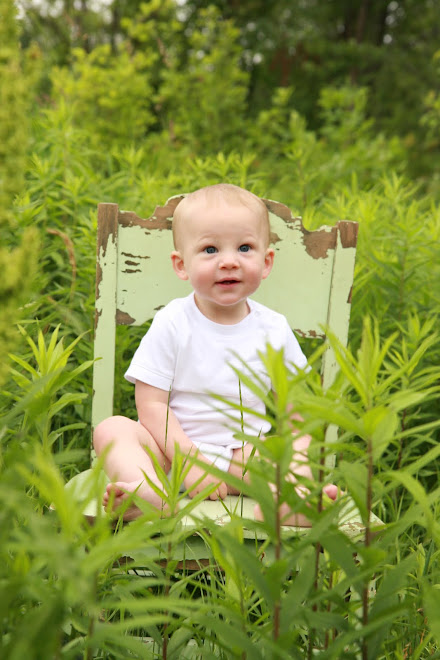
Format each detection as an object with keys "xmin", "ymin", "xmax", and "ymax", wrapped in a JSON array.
[
  {"xmin": 2, "ymin": 5, "xmax": 440, "ymax": 654},
  {"xmin": 1, "ymin": 322, "xmax": 440, "ymax": 658}
]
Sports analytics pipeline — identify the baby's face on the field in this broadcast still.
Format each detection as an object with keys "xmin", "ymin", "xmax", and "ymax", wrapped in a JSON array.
[{"xmin": 171, "ymin": 200, "xmax": 274, "ymax": 323}]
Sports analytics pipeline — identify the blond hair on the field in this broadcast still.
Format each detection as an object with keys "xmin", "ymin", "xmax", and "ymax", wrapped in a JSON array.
[{"xmin": 172, "ymin": 183, "xmax": 270, "ymax": 249}]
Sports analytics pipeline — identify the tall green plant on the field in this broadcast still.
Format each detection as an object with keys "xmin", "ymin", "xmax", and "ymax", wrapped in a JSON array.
[
  {"xmin": 158, "ymin": 5, "xmax": 249, "ymax": 153},
  {"xmin": 0, "ymin": 327, "xmax": 201, "ymax": 659},
  {"xmin": 2, "ymin": 316, "xmax": 440, "ymax": 658},
  {"xmin": 196, "ymin": 316, "xmax": 440, "ymax": 657},
  {"xmin": 259, "ymin": 85, "xmax": 406, "ymax": 209},
  {"xmin": 317, "ymin": 174, "xmax": 440, "ymax": 352},
  {"xmin": 5, "ymin": 325, "xmax": 94, "ymax": 452},
  {"xmin": 0, "ymin": 0, "xmax": 39, "ymax": 387},
  {"xmin": 51, "ymin": 44, "xmax": 156, "ymax": 150}
]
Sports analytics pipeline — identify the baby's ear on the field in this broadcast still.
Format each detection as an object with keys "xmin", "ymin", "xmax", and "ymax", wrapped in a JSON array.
[
  {"xmin": 171, "ymin": 251, "xmax": 189, "ymax": 280},
  {"xmin": 262, "ymin": 247, "xmax": 275, "ymax": 279}
]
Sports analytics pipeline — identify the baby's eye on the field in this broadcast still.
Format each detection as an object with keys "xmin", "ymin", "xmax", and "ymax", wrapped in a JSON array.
[
  {"xmin": 204, "ymin": 246, "xmax": 218, "ymax": 254},
  {"xmin": 239, "ymin": 244, "xmax": 251, "ymax": 252}
]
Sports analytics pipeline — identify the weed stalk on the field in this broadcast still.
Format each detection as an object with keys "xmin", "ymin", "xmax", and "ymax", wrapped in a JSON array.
[{"xmin": 362, "ymin": 435, "xmax": 374, "ymax": 660}]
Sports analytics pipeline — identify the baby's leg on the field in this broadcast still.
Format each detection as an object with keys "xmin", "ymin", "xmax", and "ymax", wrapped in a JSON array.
[
  {"xmin": 93, "ymin": 415, "xmax": 171, "ymax": 520},
  {"xmin": 257, "ymin": 483, "xmax": 339, "ymax": 527},
  {"xmin": 229, "ymin": 438, "xmax": 339, "ymax": 527}
]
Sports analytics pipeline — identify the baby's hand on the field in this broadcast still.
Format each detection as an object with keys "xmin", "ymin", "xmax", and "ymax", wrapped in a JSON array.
[{"xmin": 184, "ymin": 463, "xmax": 227, "ymax": 501}]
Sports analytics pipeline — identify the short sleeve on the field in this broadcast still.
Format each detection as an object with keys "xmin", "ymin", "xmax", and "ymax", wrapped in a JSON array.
[
  {"xmin": 124, "ymin": 307, "xmax": 177, "ymax": 391},
  {"xmin": 282, "ymin": 318, "xmax": 309, "ymax": 374}
]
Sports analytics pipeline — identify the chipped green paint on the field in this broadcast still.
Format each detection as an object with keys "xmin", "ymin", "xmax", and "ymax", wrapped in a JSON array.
[
  {"xmin": 65, "ymin": 194, "xmax": 365, "ymax": 554},
  {"xmin": 116, "ymin": 220, "xmax": 192, "ymax": 324},
  {"xmin": 92, "ymin": 203, "xmax": 118, "ymax": 431},
  {"xmin": 91, "ymin": 196, "xmax": 358, "ymax": 470},
  {"xmin": 66, "ymin": 469, "xmax": 380, "ymax": 551},
  {"xmin": 110, "ymin": 198, "xmax": 357, "ymax": 340}
]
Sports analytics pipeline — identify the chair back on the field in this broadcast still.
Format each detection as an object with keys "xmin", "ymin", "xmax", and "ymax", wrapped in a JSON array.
[{"xmin": 92, "ymin": 198, "xmax": 358, "ymax": 439}]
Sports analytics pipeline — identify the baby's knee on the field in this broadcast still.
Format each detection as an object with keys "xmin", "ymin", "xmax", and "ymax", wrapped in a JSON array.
[{"xmin": 93, "ymin": 415, "xmax": 126, "ymax": 453}]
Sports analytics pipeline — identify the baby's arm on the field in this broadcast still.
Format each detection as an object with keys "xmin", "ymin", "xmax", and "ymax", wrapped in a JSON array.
[
  {"xmin": 135, "ymin": 381, "xmax": 227, "ymax": 500},
  {"xmin": 289, "ymin": 412, "xmax": 314, "ymax": 483}
]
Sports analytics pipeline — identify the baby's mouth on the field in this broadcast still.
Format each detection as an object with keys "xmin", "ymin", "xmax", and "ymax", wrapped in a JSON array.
[{"xmin": 217, "ymin": 279, "xmax": 239, "ymax": 285}]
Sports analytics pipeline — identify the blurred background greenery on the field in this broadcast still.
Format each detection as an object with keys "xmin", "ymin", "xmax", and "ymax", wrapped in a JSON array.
[
  {"xmin": 1, "ymin": 1, "xmax": 440, "ymax": 657},
  {"xmin": 3, "ymin": 0, "xmax": 439, "ymax": 440}
]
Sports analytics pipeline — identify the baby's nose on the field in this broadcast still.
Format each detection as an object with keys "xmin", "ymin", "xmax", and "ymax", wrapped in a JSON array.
[{"xmin": 219, "ymin": 251, "xmax": 239, "ymax": 268}]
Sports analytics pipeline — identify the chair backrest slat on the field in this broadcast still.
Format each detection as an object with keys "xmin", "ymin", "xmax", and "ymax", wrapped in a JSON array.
[{"xmin": 91, "ymin": 198, "xmax": 358, "ymax": 441}]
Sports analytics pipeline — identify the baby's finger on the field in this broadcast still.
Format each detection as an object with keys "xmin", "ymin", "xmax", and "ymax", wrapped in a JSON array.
[{"xmin": 208, "ymin": 481, "xmax": 225, "ymax": 500}]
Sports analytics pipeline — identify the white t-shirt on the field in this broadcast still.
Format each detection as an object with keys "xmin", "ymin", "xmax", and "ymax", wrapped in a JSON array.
[{"xmin": 125, "ymin": 293, "xmax": 307, "ymax": 451}]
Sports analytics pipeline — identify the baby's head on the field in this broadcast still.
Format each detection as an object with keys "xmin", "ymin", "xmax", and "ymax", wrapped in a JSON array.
[
  {"xmin": 171, "ymin": 183, "xmax": 274, "ymax": 322},
  {"xmin": 172, "ymin": 183, "xmax": 270, "ymax": 251}
]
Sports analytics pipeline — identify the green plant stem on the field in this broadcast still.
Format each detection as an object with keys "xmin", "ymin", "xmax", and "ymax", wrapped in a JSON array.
[
  {"xmin": 325, "ymin": 571, "xmax": 334, "ymax": 650},
  {"xmin": 86, "ymin": 615, "xmax": 95, "ymax": 660},
  {"xmin": 85, "ymin": 572, "xmax": 98, "ymax": 660},
  {"xmin": 308, "ymin": 438, "xmax": 326, "ymax": 658},
  {"xmin": 307, "ymin": 537, "xmax": 322, "ymax": 659},
  {"xmin": 273, "ymin": 462, "xmax": 281, "ymax": 644},
  {"xmin": 162, "ymin": 539, "xmax": 172, "ymax": 660},
  {"xmin": 396, "ymin": 408, "xmax": 407, "ymax": 471},
  {"xmin": 362, "ymin": 436, "xmax": 374, "ymax": 660}
]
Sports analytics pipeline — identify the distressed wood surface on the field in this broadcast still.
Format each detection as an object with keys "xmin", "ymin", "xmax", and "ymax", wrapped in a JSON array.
[
  {"xmin": 105, "ymin": 197, "xmax": 357, "ymax": 340},
  {"xmin": 86, "ymin": 195, "xmax": 359, "ymax": 535},
  {"xmin": 92, "ymin": 195, "xmax": 358, "ymax": 438},
  {"xmin": 65, "ymin": 469, "xmax": 381, "ymax": 558},
  {"xmin": 92, "ymin": 203, "xmax": 119, "ymax": 429}
]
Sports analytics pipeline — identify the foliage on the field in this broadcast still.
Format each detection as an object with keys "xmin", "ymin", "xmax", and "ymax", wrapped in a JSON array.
[
  {"xmin": 0, "ymin": 0, "xmax": 39, "ymax": 387},
  {"xmin": 47, "ymin": 2, "xmax": 250, "ymax": 155},
  {"xmin": 6, "ymin": 325, "xmax": 93, "ymax": 451},
  {"xmin": 420, "ymin": 50, "xmax": 440, "ymax": 144},
  {"xmin": 246, "ymin": 84, "xmax": 405, "ymax": 208},
  {"xmin": 51, "ymin": 43, "xmax": 157, "ymax": 150},
  {"xmin": 155, "ymin": 5, "xmax": 250, "ymax": 153},
  {"xmin": 2, "ymin": 1, "xmax": 440, "ymax": 656},
  {"xmin": 0, "ymin": 237, "xmax": 39, "ymax": 388},
  {"xmin": 307, "ymin": 173, "xmax": 440, "ymax": 348},
  {"xmin": 0, "ymin": 0, "xmax": 32, "ymax": 210},
  {"xmin": 16, "ymin": 0, "xmax": 440, "ymax": 154},
  {"xmin": 1, "ymin": 322, "xmax": 440, "ymax": 658}
]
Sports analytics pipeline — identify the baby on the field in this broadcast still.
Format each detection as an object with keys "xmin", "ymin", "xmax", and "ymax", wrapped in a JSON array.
[{"xmin": 93, "ymin": 183, "xmax": 337, "ymax": 522}]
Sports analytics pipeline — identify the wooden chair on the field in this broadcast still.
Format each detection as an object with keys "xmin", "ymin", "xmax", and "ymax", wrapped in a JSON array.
[{"xmin": 66, "ymin": 194, "xmax": 365, "ymax": 567}]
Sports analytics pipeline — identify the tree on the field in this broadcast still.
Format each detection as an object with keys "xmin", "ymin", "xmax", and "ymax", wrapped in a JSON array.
[
  {"xmin": 175, "ymin": 0, "xmax": 440, "ymax": 139},
  {"xmin": 0, "ymin": 0, "xmax": 38, "ymax": 387},
  {"xmin": 16, "ymin": 0, "xmax": 440, "ymax": 148},
  {"xmin": 50, "ymin": 42, "xmax": 157, "ymax": 149},
  {"xmin": 153, "ymin": 4, "xmax": 250, "ymax": 152}
]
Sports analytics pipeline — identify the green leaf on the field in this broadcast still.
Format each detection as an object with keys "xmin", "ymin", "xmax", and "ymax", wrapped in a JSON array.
[
  {"xmin": 361, "ymin": 406, "xmax": 398, "ymax": 461},
  {"xmin": 47, "ymin": 392, "xmax": 88, "ymax": 419},
  {"xmin": 320, "ymin": 529, "xmax": 362, "ymax": 596},
  {"xmin": 388, "ymin": 389, "xmax": 429, "ymax": 413},
  {"xmin": 213, "ymin": 528, "xmax": 277, "ymax": 605},
  {"xmin": 383, "ymin": 470, "xmax": 434, "ymax": 528},
  {"xmin": 423, "ymin": 582, "xmax": 440, "ymax": 645},
  {"xmin": 368, "ymin": 554, "xmax": 417, "ymax": 659},
  {"xmin": 7, "ymin": 352, "xmax": 38, "ymax": 377},
  {"xmin": 279, "ymin": 546, "xmax": 316, "ymax": 631},
  {"xmin": 338, "ymin": 461, "xmax": 368, "ymax": 524}
]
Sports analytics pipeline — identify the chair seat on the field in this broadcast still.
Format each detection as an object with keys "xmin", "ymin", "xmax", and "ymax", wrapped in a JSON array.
[{"xmin": 64, "ymin": 468, "xmax": 381, "ymax": 542}]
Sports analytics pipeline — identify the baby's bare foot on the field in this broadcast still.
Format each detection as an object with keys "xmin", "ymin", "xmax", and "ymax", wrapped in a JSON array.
[
  {"xmin": 104, "ymin": 480, "xmax": 169, "ymax": 521},
  {"xmin": 254, "ymin": 484, "xmax": 340, "ymax": 528}
]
